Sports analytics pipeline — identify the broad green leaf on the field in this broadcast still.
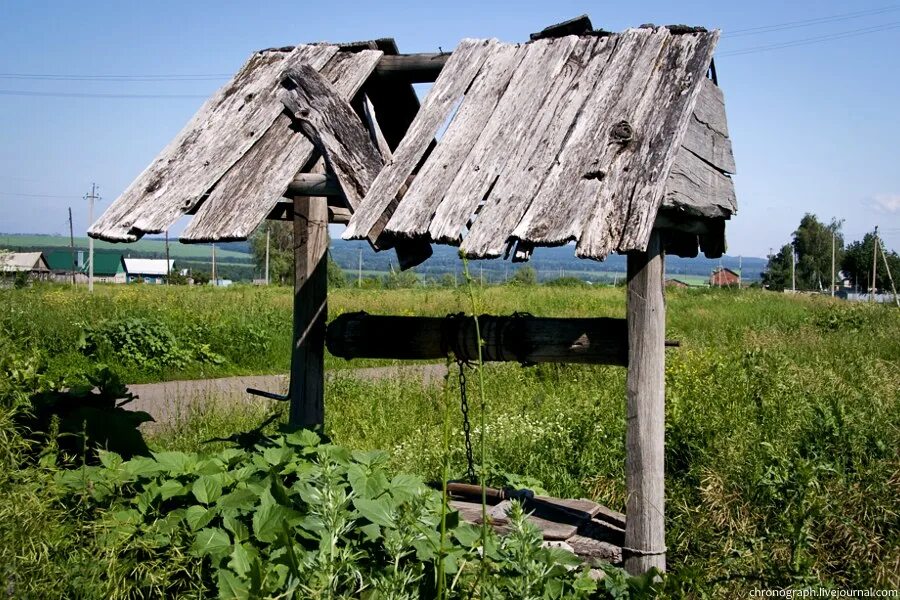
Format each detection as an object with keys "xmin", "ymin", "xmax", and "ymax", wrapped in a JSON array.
[
  {"xmin": 443, "ymin": 509, "xmax": 460, "ymax": 530},
  {"xmin": 191, "ymin": 527, "xmax": 231, "ymax": 559},
  {"xmin": 193, "ymin": 474, "xmax": 223, "ymax": 505},
  {"xmin": 151, "ymin": 451, "xmax": 195, "ymax": 473},
  {"xmin": 284, "ymin": 429, "xmax": 319, "ymax": 448},
  {"xmin": 97, "ymin": 450, "xmax": 123, "ymax": 470},
  {"xmin": 158, "ymin": 479, "xmax": 186, "ymax": 500},
  {"xmin": 360, "ymin": 523, "xmax": 382, "ymax": 542},
  {"xmin": 217, "ymin": 569, "xmax": 249, "ymax": 600},
  {"xmin": 263, "ymin": 446, "xmax": 293, "ymax": 467},
  {"xmin": 123, "ymin": 456, "xmax": 163, "ymax": 478},
  {"xmin": 228, "ymin": 543, "xmax": 253, "ymax": 577},
  {"xmin": 219, "ymin": 448, "xmax": 245, "ymax": 465},
  {"xmin": 353, "ymin": 496, "xmax": 395, "ymax": 528},
  {"xmin": 185, "ymin": 505, "xmax": 214, "ymax": 530},
  {"xmin": 453, "ymin": 523, "xmax": 481, "ymax": 547},
  {"xmin": 110, "ymin": 509, "xmax": 141, "ymax": 526},
  {"xmin": 347, "ymin": 464, "xmax": 389, "ymax": 499},
  {"xmin": 252, "ymin": 501, "xmax": 301, "ymax": 544},
  {"xmin": 351, "ymin": 449, "xmax": 389, "ymax": 467},
  {"xmin": 195, "ymin": 458, "xmax": 226, "ymax": 476},
  {"xmin": 223, "ymin": 513, "xmax": 250, "ymax": 542},
  {"xmin": 217, "ymin": 488, "xmax": 259, "ymax": 511},
  {"xmin": 389, "ymin": 473, "xmax": 422, "ymax": 501}
]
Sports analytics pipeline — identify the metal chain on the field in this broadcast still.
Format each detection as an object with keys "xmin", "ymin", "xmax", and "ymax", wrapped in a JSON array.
[{"xmin": 457, "ymin": 359, "xmax": 476, "ymax": 483}]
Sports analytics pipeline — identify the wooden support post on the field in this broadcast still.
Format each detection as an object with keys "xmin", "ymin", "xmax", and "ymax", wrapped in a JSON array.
[
  {"xmin": 290, "ymin": 187, "xmax": 329, "ymax": 427},
  {"xmin": 624, "ymin": 230, "xmax": 666, "ymax": 575}
]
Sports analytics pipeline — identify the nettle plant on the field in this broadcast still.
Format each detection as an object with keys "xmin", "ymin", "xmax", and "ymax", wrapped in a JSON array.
[{"xmin": 55, "ymin": 430, "xmax": 647, "ymax": 599}]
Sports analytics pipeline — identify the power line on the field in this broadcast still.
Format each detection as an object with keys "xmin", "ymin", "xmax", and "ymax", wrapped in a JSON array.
[
  {"xmin": 723, "ymin": 4, "xmax": 900, "ymax": 37},
  {"xmin": 0, "ymin": 90, "xmax": 208, "ymax": 99},
  {"xmin": 718, "ymin": 21, "xmax": 900, "ymax": 57}
]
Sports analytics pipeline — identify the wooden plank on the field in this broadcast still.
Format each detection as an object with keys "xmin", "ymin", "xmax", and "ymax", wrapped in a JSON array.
[
  {"xmin": 343, "ymin": 38, "xmax": 497, "ymax": 245},
  {"xmin": 290, "ymin": 162, "xmax": 329, "ymax": 427},
  {"xmin": 584, "ymin": 31, "xmax": 720, "ymax": 257},
  {"xmin": 358, "ymin": 39, "xmax": 423, "ymax": 151},
  {"xmin": 427, "ymin": 36, "xmax": 580, "ymax": 244},
  {"xmin": 530, "ymin": 14, "xmax": 594, "ymax": 40},
  {"xmin": 461, "ymin": 36, "xmax": 614, "ymax": 257},
  {"xmin": 181, "ymin": 49, "xmax": 382, "ymax": 242},
  {"xmin": 373, "ymin": 52, "xmax": 450, "ymax": 83},
  {"xmin": 624, "ymin": 230, "xmax": 666, "ymax": 574},
  {"xmin": 363, "ymin": 95, "xmax": 393, "ymax": 162},
  {"xmin": 534, "ymin": 496, "xmax": 606, "ymax": 520},
  {"xmin": 91, "ymin": 45, "xmax": 338, "ymax": 242},
  {"xmin": 384, "ymin": 43, "xmax": 526, "ymax": 238},
  {"xmin": 567, "ymin": 535, "xmax": 622, "ymax": 564},
  {"xmin": 280, "ymin": 65, "xmax": 383, "ymax": 210},
  {"xmin": 449, "ymin": 500, "xmax": 489, "ymax": 524},
  {"xmin": 662, "ymin": 146, "xmax": 736, "ymax": 219},
  {"xmin": 510, "ymin": 29, "xmax": 665, "ymax": 248},
  {"xmin": 680, "ymin": 78, "xmax": 735, "ymax": 173},
  {"xmin": 325, "ymin": 314, "xmax": 629, "ymax": 366}
]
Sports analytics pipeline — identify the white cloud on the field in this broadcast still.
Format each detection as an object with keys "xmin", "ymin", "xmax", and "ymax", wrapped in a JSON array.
[{"xmin": 872, "ymin": 194, "xmax": 900, "ymax": 214}]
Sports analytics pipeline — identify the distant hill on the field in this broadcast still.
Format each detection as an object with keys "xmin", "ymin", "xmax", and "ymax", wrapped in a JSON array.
[
  {"xmin": 0, "ymin": 233, "xmax": 252, "ymax": 261},
  {"xmin": 330, "ymin": 238, "xmax": 766, "ymax": 284}
]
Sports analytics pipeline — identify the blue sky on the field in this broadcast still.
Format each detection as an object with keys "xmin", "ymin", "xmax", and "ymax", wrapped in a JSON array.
[{"xmin": 1, "ymin": 0, "xmax": 898, "ymax": 257}]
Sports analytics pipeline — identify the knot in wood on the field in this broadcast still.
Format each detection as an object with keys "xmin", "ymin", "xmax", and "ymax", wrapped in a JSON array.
[{"xmin": 610, "ymin": 120, "xmax": 634, "ymax": 144}]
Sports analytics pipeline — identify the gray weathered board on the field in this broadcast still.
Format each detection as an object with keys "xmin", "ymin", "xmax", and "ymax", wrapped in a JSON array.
[
  {"xmin": 449, "ymin": 496, "xmax": 626, "ymax": 564},
  {"xmin": 345, "ymin": 27, "xmax": 725, "ymax": 261}
]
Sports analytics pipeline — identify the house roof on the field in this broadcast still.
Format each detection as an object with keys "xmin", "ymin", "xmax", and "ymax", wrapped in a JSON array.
[
  {"xmin": 88, "ymin": 19, "xmax": 736, "ymax": 263},
  {"xmin": 123, "ymin": 258, "xmax": 173, "ymax": 276},
  {"xmin": 45, "ymin": 250, "xmax": 78, "ymax": 272},
  {"xmin": 1, "ymin": 252, "xmax": 49, "ymax": 273},
  {"xmin": 91, "ymin": 253, "xmax": 125, "ymax": 276}
]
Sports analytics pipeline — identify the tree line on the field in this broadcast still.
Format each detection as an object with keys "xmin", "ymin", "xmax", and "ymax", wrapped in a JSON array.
[{"xmin": 762, "ymin": 213, "xmax": 899, "ymax": 293}]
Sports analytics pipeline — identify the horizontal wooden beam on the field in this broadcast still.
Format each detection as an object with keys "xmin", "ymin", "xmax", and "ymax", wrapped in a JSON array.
[
  {"xmin": 328, "ymin": 313, "xmax": 630, "ymax": 366},
  {"xmin": 372, "ymin": 53, "xmax": 450, "ymax": 83}
]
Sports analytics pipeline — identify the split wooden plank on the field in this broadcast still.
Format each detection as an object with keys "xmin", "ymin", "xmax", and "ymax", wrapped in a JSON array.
[
  {"xmin": 680, "ymin": 78, "xmax": 735, "ymax": 174},
  {"xmin": 383, "ymin": 42, "xmax": 526, "ymax": 238},
  {"xmin": 343, "ymin": 38, "xmax": 498, "ymax": 245},
  {"xmin": 510, "ymin": 29, "xmax": 662, "ymax": 247},
  {"xmin": 280, "ymin": 65, "xmax": 383, "ymax": 210},
  {"xmin": 662, "ymin": 146, "xmax": 736, "ymax": 218},
  {"xmin": 568, "ymin": 536, "xmax": 622, "ymax": 564},
  {"xmin": 427, "ymin": 35, "xmax": 580, "ymax": 244},
  {"xmin": 90, "ymin": 45, "xmax": 338, "ymax": 242},
  {"xmin": 583, "ymin": 31, "xmax": 720, "ymax": 257},
  {"xmin": 181, "ymin": 49, "xmax": 382, "ymax": 242},
  {"xmin": 460, "ymin": 36, "xmax": 615, "ymax": 257}
]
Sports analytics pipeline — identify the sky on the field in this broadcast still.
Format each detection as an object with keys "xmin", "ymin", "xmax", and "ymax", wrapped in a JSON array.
[{"xmin": 1, "ymin": 0, "xmax": 898, "ymax": 258}]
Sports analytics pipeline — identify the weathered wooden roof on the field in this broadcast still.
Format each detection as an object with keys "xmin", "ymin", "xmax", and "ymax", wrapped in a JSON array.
[
  {"xmin": 89, "ymin": 23, "xmax": 736, "ymax": 262},
  {"xmin": 345, "ymin": 28, "xmax": 734, "ymax": 260}
]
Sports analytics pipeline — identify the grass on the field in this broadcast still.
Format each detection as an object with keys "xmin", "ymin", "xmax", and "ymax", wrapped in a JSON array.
[{"xmin": 1, "ymin": 282, "xmax": 898, "ymax": 596}]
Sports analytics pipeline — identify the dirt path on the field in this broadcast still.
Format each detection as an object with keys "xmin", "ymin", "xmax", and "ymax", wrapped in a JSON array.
[{"xmin": 126, "ymin": 364, "xmax": 448, "ymax": 427}]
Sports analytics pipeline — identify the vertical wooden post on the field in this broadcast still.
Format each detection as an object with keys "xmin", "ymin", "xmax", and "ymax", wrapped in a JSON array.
[
  {"xmin": 624, "ymin": 230, "xmax": 666, "ymax": 575},
  {"xmin": 290, "ymin": 189, "xmax": 329, "ymax": 427}
]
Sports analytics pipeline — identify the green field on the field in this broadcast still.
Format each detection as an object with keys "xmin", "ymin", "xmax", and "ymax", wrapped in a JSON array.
[
  {"xmin": 0, "ymin": 233, "xmax": 251, "ymax": 261},
  {"xmin": 1, "ymin": 282, "xmax": 898, "ymax": 597}
]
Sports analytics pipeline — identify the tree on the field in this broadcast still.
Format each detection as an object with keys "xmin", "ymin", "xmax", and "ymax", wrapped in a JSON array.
[
  {"xmin": 250, "ymin": 222, "xmax": 293, "ymax": 284},
  {"xmin": 841, "ymin": 233, "xmax": 900, "ymax": 292},
  {"xmin": 792, "ymin": 214, "xmax": 843, "ymax": 291},
  {"xmin": 327, "ymin": 254, "xmax": 346, "ymax": 288},
  {"xmin": 509, "ymin": 266, "xmax": 537, "ymax": 286},
  {"xmin": 762, "ymin": 244, "xmax": 795, "ymax": 291}
]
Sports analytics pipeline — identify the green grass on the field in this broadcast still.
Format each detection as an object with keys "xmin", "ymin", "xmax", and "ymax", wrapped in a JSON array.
[{"xmin": 1, "ymin": 283, "xmax": 898, "ymax": 596}]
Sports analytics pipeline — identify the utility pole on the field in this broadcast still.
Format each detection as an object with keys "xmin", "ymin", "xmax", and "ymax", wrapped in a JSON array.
[
  {"xmin": 265, "ymin": 227, "xmax": 271, "ymax": 285},
  {"xmin": 831, "ymin": 230, "xmax": 836, "ymax": 297},
  {"xmin": 791, "ymin": 248, "xmax": 796, "ymax": 293},
  {"xmin": 84, "ymin": 183, "xmax": 100, "ymax": 293},
  {"xmin": 870, "ymin": 226, "xmax": 879, "ymax": 300},
  {"xmin": 68, "ymin": 207, "xmax": 76, "ymax": 286},
  {"xmin": 165, "ymin": 230, "xmax": 171, "ymax": 284},
  {"xmin": 357, "ymin": 249, "xmax": 362, "ymax": 287}
]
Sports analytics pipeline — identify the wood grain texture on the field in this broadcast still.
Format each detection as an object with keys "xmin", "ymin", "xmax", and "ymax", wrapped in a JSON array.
[
  {"xmin": 290, "ymin": 162, "xmax": 329, "ymax": 427},
  {"xmin": 181, "ymin": 49, "xmax": 382, "ymax": 242},
  {"xmin": 384, "ymin": 43, "xmax": 526, "ymax": 238},
  {"xmin": 680, "ymin": 78, "xmax": 735, "ymax": 173},
  {"xmin": 91, "ymin": 45, "xmax": 338, "ymax": 242},
  {"xmin": 343, "ymin": 38, "xmax": 497, "ymax": 244},
  {"xmin": 427, "ymin": 35, "xmax": 580, "ymax": 244},
  {"xmin": 461, "ymin": 36, "xmax": 614, "ymax": 257},
  {"xmin": 586, "ymin": 31, "xmax": 720, "ymax": 257},
  {"xmin": 662, "ymin": 146, "xmax": 736, "ymax": 218},
  {"xmin": 624, "ymin": 230, "xmax": 666, "ymax": 574},
  {"xmin": 280, "ymin": 65, "xmax": 383, "ymax": 210}
]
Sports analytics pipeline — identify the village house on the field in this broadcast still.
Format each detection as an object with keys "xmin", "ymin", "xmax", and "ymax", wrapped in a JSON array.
[
  {"xmin": 0, "ymin": 251, "xmax": 51, "ymax": 281},
  {"xmin": 123, "ymin": 258, "xmax": 174, "ymax": 284},
  {"xmin": 709, "ymin": 266, "xmax": 740, "ymax": 287}
]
